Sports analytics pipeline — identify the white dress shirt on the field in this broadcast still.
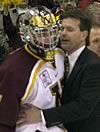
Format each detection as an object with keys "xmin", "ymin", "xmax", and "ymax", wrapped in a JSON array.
[{"xmin": 68, "ymin": 46, "xmax": 85, "ymax": 75}]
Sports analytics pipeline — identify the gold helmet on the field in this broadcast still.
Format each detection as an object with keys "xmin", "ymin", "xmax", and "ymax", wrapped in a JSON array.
[{"xmin": 18, "ymin": 6, "xmax": 60, "ymax": 60}]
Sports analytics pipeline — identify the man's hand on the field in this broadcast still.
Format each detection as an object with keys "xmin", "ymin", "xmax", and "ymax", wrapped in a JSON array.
[{"xmin": 17, "ymin": 104, "xmax": 42, "ymax": 125}]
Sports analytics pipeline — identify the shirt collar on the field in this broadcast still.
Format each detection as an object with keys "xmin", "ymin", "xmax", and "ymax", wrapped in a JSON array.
[{"xmin": 68, "ymin": 46, "xmax": 85, "ymax": 74}]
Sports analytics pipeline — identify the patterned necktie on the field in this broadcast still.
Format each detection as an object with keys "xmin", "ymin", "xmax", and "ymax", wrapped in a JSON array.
[{"xmin": 64, "ymin": 55, "xmax": 69, "ymax": 80}]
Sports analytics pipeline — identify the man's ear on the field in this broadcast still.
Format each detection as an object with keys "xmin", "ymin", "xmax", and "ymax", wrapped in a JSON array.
[{"xmin": 81, "ymin": 30, "xmax": 88, "ymax": 41}]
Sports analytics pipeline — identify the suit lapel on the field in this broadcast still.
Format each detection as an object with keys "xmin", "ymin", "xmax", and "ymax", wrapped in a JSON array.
[{"xmin": 67, "ymin": 48, "xmax": 88, "ymax": 87}]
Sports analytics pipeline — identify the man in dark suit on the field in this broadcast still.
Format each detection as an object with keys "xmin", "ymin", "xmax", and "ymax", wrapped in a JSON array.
[{"xmin": 18, "ymin": 9, "xmax": 100, "ymax": 132}]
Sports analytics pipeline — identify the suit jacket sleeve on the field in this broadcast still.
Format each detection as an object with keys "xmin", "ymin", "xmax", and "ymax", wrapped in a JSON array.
[{"xmin": 43, "ymin": 63, "xmax": 100, "ymax": 127}]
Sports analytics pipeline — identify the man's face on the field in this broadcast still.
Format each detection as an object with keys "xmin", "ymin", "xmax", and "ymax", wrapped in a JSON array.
[
  {"xmin": 37, "ymin": 31, "xmax": 51, "ymax": 46},
  {"xmin": 36, "ymin": 28, "xmax": 58, "ymax": 49},
  {"xmin": 61, "ymin": 18, "xmax": 87, "ymax": 54},
  {"xmin": 60, "ymin": 0, "xmax": 77, "ymax": 11},
  {"xmin": 89, "ymin": 26, "xmax": 100, "ymax": 57}
]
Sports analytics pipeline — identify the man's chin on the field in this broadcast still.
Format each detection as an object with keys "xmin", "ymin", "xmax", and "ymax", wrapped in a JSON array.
[{"xmin": 61, "ymin": 45, "xmax": 67, "ymax": 51}]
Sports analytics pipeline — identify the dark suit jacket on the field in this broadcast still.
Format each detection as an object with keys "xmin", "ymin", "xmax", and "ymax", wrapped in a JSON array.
[{"xmin": 43, "ymin": 47, "xmax": 100, "ymax": 132}]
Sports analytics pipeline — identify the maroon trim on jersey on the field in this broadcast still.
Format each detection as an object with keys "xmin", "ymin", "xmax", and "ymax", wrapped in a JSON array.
[
  {"xmin": 25, "ymin": 44, "xmax": 42, "ymax": 60},
  {"xmin": 0, "ymin": 45, "xmax": 40, "ymax": 130}
]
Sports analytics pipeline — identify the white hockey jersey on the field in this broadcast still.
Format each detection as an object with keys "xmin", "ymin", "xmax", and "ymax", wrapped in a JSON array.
[{"xmin": 16, "ymin": 48, "xmax": 66, "ymax": 132}]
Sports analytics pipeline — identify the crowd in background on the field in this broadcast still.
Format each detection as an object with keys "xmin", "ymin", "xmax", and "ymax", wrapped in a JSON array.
[{"xmin": 0, "ymin": 0, "xmax": 100, "ymax": 64}]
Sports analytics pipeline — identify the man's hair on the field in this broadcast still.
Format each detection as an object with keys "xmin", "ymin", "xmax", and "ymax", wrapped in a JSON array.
[
  {"xmin": 92, "ymin": 20, "xmax": 100, "ymax": 28},
  {"xmin": 60, "ymin": 9, "xmax": 92, "ymax": 45}
]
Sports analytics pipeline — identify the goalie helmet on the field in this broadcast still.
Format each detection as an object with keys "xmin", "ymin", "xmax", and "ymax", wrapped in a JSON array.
[{"xmin": 17, "ymin": 6, "xmax": 60, "ymax": 61}]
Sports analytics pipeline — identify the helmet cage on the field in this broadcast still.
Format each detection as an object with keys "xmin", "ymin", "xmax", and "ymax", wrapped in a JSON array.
[{"xmin": 30, "ymin": 25, "xmax": 59, "ymax": 52}]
